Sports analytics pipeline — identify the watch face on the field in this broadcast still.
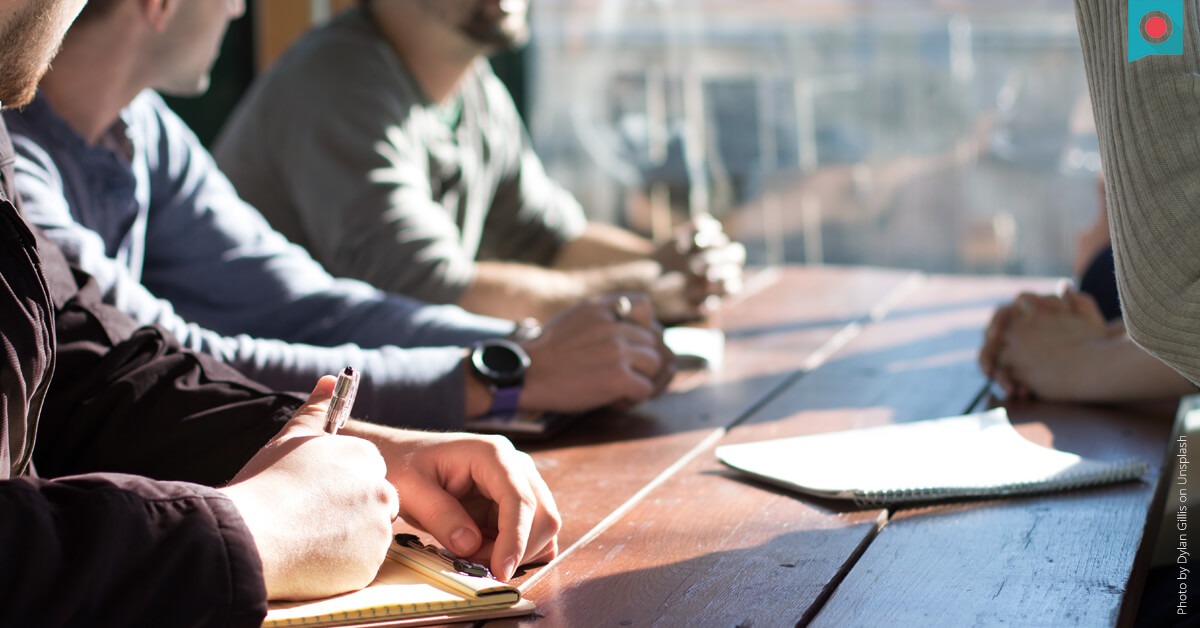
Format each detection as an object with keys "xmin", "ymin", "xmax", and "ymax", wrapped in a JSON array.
[{"xmin": 473, "ymin": 339, "xmax": 529, "ymax": 386}]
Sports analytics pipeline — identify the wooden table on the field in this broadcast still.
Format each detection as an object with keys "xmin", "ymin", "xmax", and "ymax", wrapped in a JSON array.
[{"xmin": 503, "ymin": 266, "xmax": 1181, "ymax": 627}]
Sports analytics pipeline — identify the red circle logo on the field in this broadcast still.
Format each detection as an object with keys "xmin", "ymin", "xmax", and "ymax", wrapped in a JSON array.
[{"xmin": 1141, "ymin": 11, "xmax": 1174, "ymax": 45}]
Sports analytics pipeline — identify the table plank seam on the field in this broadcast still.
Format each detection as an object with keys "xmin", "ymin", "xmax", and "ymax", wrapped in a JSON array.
[
  {"xmin": 518, "ymin": 427, "xmax": 729, "ymax": 594},
  {"xmin": 519, "ymin": 271, "xmax": 927, "ymax": 595},
  {"xmin": 723, "ymin": 272, "xmax": 927, "ymax": 434},
  {"xmin": 796, "ymin": 275, "xmax": 1010, "ymax": 625},
  {"xmin": 798, "ymin": 509, "xmax": 890, "ymax": 628}
]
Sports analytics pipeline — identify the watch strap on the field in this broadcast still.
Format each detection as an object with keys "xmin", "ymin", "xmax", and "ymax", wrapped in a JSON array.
[{"xmin": 488, "ymin": 385, "xmax": 523, "ymax": 417}]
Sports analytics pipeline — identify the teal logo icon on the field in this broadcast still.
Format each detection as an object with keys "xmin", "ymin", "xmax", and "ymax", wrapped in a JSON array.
[{"xmin": 1129, "ymin": 0, "xmax": 1185, "ymax": 61}]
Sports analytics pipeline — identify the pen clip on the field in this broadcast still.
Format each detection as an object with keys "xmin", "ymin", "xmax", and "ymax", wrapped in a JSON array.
[{"xmin": 394, "ymin": 533, "xmax": 493, "ymax": 579}]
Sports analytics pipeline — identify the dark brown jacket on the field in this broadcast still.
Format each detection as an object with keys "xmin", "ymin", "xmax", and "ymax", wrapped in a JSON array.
[{"xmin": 0, "ymin": 116, "xmax": 301, "ymax": 626}]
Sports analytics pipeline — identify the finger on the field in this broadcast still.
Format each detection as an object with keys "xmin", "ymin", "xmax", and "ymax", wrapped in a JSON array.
[
  {"xmin": 386, "ymin": 482, "xmax": 401, "ymax": 524},
  {"xmin": 1032, "ymin": 292, "xmax": 1069, "ymax": 313},
  {"xmin": 1013, "ymin": 293, "xmax": 1039, "ymax": 317},
  {"xmin": 720, "ymin": 273, "xmax": 743, "ymax": 296},
  {"xmin": 978, "ymin": 337, "xmax": 996, "ymax": 377},
  {"xmin": 691, "ymin": 242, "xmax": 744, "ymax": 271},
  {"xmin": 285, "ymin": 375, "xmax": 339, "ymax": 434},
  {"xmin": 618, "ymin": 292, "xmax": 656, "ymax": 327},
  {"xmin": 684, "ymin": 278, "xmax": 714, "ymax": 305},
  {"xmin": 995, "ymin": 368, "xmax": 1017, "ymax": 396},
  {"xmin": 615, "ymin": 360, "xmax": 658, "ymax": 405},
  {"xmin": 705, "ymin": 260, "xmax": 744, "ymax": 284},
  {"xmin": 1013, "ymin": 292, "xmax": 1068, "ymax": 315},
  {"xmin": 650, "ymin": 351, "xmax": 677, "ymax": 396},
  {"xmin": 604, "ymin": 350, "xmax": 662, "ymax": 405},
  {"xmin": 482, "ymin": 472, "xmax": 537, "ymax": 582},
  {"xmin": 513, "ymin": 454, "xmax": 561, "ymax": 566},
  {"xmin": 687, "ymin": 267, "xmax": 741, "ymax": 302},
  {"xmin": 984, "ymin": 304, "xmax": 1014, "ymax": 343},
  {"xmin": 1055, "ymin": 278, "xmax": 1076, "ymax": 297},
  {"xmin": 617, "ymin": 326, "xmax": 667, "ymax": 378},
  {"xmin": 979, "ymin": 306, "xmax": 1013, "ymax": 375},
  {"xmin": 978, "ymin": 345, "xmax": 996, "ymax": 378},
  {"xmin": 688, "ymin": 215, "xmax": 729, "ymax": 250},
  {"xmin": 394, "ymin": 474, "xmax": 485, "ymax": 562},
  {"xmin": 1065, "ymin": 290, "xmax": 1106, "ymax": 324}
]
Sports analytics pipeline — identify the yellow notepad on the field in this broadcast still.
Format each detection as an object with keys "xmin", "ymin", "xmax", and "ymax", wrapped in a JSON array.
[
  {"xmin": 716, "ymin": 407, "xmax": 1149, "ymax": 506},
  {"xmin": 263, "ymin": 537, "xmax": 534, "ymax": 627}
]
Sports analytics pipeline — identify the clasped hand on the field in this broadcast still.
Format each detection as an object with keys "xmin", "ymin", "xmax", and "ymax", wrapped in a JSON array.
[
  {"xmin": 651, "ymin": 215, "xmax": 746, "ymax": 323},
  {"xmin": 978, "ymin": 289, "xmax": 1117, "ymax": 400},
  {"xmin": 520, "ymin": 292, "xmax": 676, "ymax": 412}
]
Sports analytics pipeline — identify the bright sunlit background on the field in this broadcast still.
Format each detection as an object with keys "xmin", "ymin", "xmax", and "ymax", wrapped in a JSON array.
[
  {"xmin": 525, "ymin": 0, "xmax": 1099, "ymax": 277},
  {"xmin": 186, "ymin": 0, "xmax": 1099, "ymax": 280}
]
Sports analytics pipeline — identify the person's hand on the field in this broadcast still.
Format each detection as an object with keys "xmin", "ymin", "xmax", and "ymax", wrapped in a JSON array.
[
  {"xmin": 983, "ymin": 290, "xmax": 1120, "ymax": 400},
  {"xmin": 519, "ymin": 293, "xmax": 676, "ymax": 412},
  {"xmin": 219, "ymin": 377, "xmax": 399, "ymax": 601},
  {"xmin": 651, "ymin": 215, "xmax": 746, "ymax": 323},
  {"xmin": 347, "ymin": 427, "xmax": 561, "ymax": 582},
  {"xmin": 979, "ymin": 291, "xmax": 1061, "ymax": 394},
  {"xmin": 979, "ymin": 301, "xmax": 1016, "ymax": 382}
]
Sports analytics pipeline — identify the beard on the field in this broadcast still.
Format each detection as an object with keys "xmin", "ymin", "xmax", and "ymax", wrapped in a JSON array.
[
  {"xmin": 0, "ymin": 4, "xmax": 65, "ymax": 107},
  {"xmin": 459, "ymin": 5, "xmax": 530, "ymax": 52}
]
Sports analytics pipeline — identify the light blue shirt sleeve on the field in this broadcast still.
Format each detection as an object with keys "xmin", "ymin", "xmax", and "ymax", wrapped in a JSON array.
[
  {"xmin": 139, "ymin": 93, "xmax": 511, "ymax": 348},
  {"xmin": 9, "ymin": 92, "xmax": 516, "ymax": 428}
]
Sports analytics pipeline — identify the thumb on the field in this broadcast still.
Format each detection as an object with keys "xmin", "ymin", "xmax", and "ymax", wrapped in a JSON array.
[
  {"xmin": 284, "ymin": 375, "xmax": 339, "ymax": 435},
  {"xmin": 397, "ymin": 474, "xmax": 484, "ymax": 560}
]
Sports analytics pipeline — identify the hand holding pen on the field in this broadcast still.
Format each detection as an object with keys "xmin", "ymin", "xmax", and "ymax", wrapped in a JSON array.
[
  {"xmin": 229, "ymin": 369, "xmax": 558, "ymax": 592},
  {"xmin": 219, "ymin": 372, "xmax": 397, "ymax": 599}
]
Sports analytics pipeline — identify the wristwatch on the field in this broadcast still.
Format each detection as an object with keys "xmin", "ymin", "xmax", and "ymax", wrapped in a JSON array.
[{"xmin": 470, "ymin": 338, "xmax": 530, "ymax": 417}]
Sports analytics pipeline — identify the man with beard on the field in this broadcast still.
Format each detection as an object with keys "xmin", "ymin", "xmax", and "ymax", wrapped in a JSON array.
[
  {"xmin": 0, "ymin": 1, "xmax": 560, "ymax": 624},
  {"xmin": 214, "ymin": 0, "xmax": 746, "ymax": 324}
]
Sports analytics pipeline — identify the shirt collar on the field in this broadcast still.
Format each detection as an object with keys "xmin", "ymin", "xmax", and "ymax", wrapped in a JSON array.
[{"xmin": 22, "ymin": 91, "xmax": 135, "ymax": 164}]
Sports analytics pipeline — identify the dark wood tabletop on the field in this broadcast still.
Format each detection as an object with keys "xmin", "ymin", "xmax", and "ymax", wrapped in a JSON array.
[{"xmin": 492, "ymin": 266, "xmax": 1181, "ymax": 627}]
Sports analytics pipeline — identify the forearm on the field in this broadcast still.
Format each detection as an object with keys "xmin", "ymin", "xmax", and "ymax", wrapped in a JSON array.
[
  {"xmin": 217, "ymin": 339, "xmax": 473, "ymax": 431},
  {"xmin": 552, "ymin": 222, "xmax": 655, "ymax": 268},
  {"xmin": 151, "ymin": 234, "xmax": 512, "ymax": 350},
  {"xmin": 458, "ymin": 259, "xmax": 659, "ymax": 321},
  {"xmin": 1072, "ymin": 334, "xmax": 1198, "ymax": 402},
  {"xmin": 36, "ymin": 316, "xmax": 298, "ymax": 485},
  {"xmin": 1075, "ymin": 0, "xmax": 1200, "ymax": 385}
]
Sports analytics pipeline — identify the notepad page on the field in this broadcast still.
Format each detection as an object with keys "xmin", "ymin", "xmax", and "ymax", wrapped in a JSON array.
[
  {"xmin": 265, "ymin": 567, "xmax": 482, "ymax": 626},
  {"xmin": 263, "ymin": 545, "xmax": 521, "ymax": 627},
  {"xmin": 715, "ymin": 407, "xmax": 1148, "ymax": 505}
]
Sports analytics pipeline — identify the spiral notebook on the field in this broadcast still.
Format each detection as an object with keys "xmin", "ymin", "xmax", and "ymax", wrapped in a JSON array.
[
  {"xmin": 715, "ymin": 407, "xmax": 1149, "ymax": 507},
  {"xmin": 263, "ymin": 535, "xmax": 534, "ymax": 627}
]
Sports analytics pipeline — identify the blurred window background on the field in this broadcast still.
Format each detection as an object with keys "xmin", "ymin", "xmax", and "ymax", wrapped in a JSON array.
[
  {"xmin": 181, "ymin": 0, "xmax": 1098, "ymax": 279},
  {"xmin": 525, "ymin": 0, "xmax": 1099, "ymax": 277}
]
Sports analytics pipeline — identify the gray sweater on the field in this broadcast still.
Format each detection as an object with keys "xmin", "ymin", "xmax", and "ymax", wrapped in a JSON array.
[
  {"xmin": 213, "ymin": 7, "xmax": 587, "ymax": 306},
  {"xmin": 1076, "ymin": 0, "xmax": 1200, "ymax": 385}
]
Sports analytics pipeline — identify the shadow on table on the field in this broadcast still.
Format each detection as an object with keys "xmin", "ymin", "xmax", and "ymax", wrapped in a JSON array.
[
  {"xmin": 521, "ymin": 325, "xmax": 992, "ymax": 453},
  {"xmin": 505, "ymin": 528, "xmax": 876, "ymax": 628}
]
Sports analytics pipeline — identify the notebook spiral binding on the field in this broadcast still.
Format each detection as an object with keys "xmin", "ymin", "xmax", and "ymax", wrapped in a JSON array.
[{"xmin": 851, "ymin": 457, "xmax": 1151, "ymax": 508}]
